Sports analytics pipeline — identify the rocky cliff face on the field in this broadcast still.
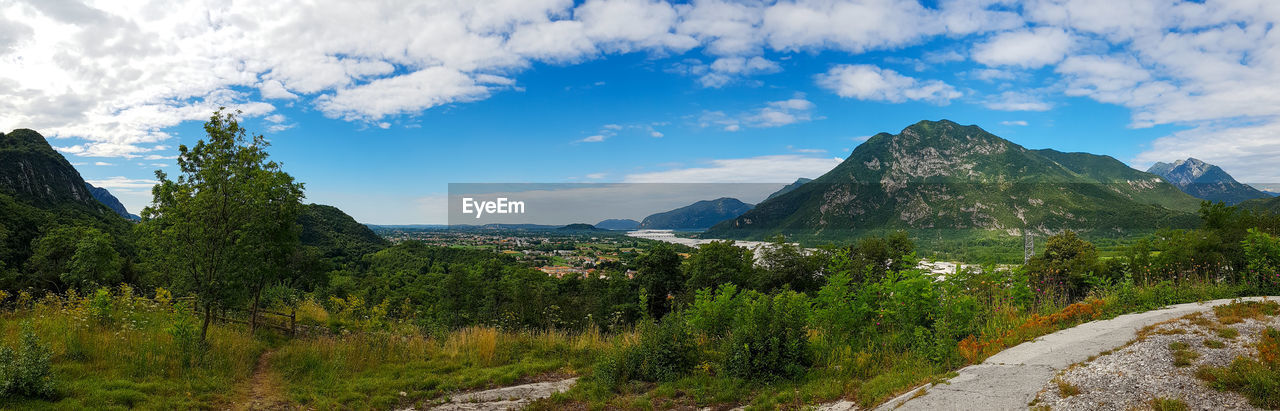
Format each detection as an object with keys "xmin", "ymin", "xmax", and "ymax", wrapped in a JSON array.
[
  {"xmin": 0, "ymin": 129, "xmax": 105, "ymax": 212},
  {"xmin": 707, "ymin": 120, "xmax": 1202, "ymax": 238},
  {"xmin": 1147, "ymin": 158, "xmax": 1269, "ymax": 205}
]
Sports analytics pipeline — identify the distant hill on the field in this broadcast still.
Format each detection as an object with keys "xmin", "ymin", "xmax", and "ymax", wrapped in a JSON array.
[
  {"xmin": 297, "ymin": 203, "xmax": 389, "ymax": 261},
  {"xmin": 595, "ymin": 219, "xmax": 640, "ymax": 230},
  {"xmin": 85, "ymin": 183, "xmax": 140, "ymax": 221},
  {"xmin": 639, "ymin": 197, "xmax": 754, "ymax": 230},
  {"xmin": 707, "ymin": 120, "xmax": 1201, "ymax": 239},
  {"xmin": 0, "ymin": 129, "xmax": 131, "ymax": 270},
  {"xmin": 1238, "ymin": 196, "xmax": 1280, "ymax": 214},
  {"xmin": 558, "ymin": 223, "xmax": 602, "ymax": 231},
  {"xmin": 765, "ymin": 178, "xmax": 812, "ymax": 201},
  {"xmin": 1146, "ymin": 158, "xmax": 1269, "ymax": 205}
]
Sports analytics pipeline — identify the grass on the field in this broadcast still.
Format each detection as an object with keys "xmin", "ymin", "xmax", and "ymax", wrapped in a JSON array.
[
  {"xmin": 1148, "ymin": 396, "xmax": 1189, "ymax": 411},
  {"xmin": 0, "ymin": 281, "xmax": 1262, "ymax": 410},
  {"xmin": 1054, "ymin": 378, "xmax": 1081, "ymax": 397},
  {"xmin": 1212, "ymin": 301, "xmax": 1279, "ymax": 325},
  {"xmin": 1195, "ymin": 327, "xmax": 1280, "ymax": 409},
  {"xmin": 1204, "ymin": 339, "xmax": 1226, "ymax": 349},
  {"xmin": 0, "ymin": 287, "xmax": 265, "ymax": 410},
  {"xmin": 272, "ymin": 326, "xmax": 610, "ymax": 410},
  {"xmin": 1168, "ymin": 342, "xmax": 1200, "ymax": 368},
  {"xmin": 1217, "ymin": 327, "xmax": 1240, "ymax": 339}
]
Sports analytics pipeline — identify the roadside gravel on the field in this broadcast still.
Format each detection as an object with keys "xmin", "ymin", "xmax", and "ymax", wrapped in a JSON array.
[{"xmin": 1032, "ymin": 305, "xmax": 1279, "ymax": 410}]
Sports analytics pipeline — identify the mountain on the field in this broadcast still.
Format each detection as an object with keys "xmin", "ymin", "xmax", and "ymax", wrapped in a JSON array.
[
  {"xmin": 765, "ymin": 178, "xmax": 812, "ymax": 201},
  {"xmin": 0, "ymin": 129, "xmax": 131, "ymax": 269},
  {"xmin": 1146, "ymin": 158, "xmax": 1269, "ymax": 205},
  {"xmin": 639, "ymin": 197, "xmax": 754, "ymax": 230},
  {"xmin": 707, "ymin": 120, "xmax": 1202, "ymax": 239},
  {"xmin": 1238, "ymin": 196, "xmax": 1280, "ymax": 214},
  {"xmin": 297, "ymin": 203, "xmax": 389, "ymax": 261},
  {"xmin": 85, "ymin": 183, "xmax": 140, "ymax": 221},
  {"xmin": 558, "ymin": 223, "xmax": 603, "ymax": 231},
  {"xmin": 595, "ymin": 219, "xmax": 640, "ymax": 230}
]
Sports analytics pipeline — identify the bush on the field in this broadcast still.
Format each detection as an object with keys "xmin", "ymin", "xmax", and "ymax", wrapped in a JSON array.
[
  {"xmin": 0, "ymin": 323, "xmax": 56, "ymax": 398},
  {"xmin": 1243, "ymin": 228, "xmax": 1280, "ymax": 293},
  {"xmin": 721, "ymin": 290, "xmax": 812, "ymax": 381},
  {"xmin": 87, "ymin": 287, "xmax": 114, "ymax": 326},
  {"xmin": 594, "ymin": 313, "xmax": 697, "ymax": 389},
  {"xmin": 167, "ymin": 302, "xmax": 203, "ymax": 369}
]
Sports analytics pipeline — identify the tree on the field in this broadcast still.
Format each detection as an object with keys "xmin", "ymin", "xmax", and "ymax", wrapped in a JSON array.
[
  {"xmin": 25, "ymin": 225, "xmax": 122, "ymax": 291},
  {"xmin": 139, "ymin": 109, "xmax": 303, "ymax": 341},
  {"xmin": 753, "ymin": 236, "xmax": 825, "ymax": 293},
  {"xmin": 1026, "ymin": 231, "xmax": 1100, "ymax": 301},
  {"xmin": 635, "ymin": 243, "xmax": 684, "ymax": 319},
  {"xmin": 684, "ymin": 240, "xmax": 754, "ymax": 294}
]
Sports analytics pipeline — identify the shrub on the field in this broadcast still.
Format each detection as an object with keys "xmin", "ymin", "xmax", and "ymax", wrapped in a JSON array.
[
  {"xmin": 88, "ymin": 287, "xmax": 113, "ymax": 326},
  {"xmin": 594, "ymin": 314, "xmax": 697, "ymax": 389},
  {"xmin": 166, "ymin": 302, "xmax": 203, "ymax": 369},
  {"xmin": 685, "ymin": 284, "xmax": 744, "ymax": 339},
  {"xmin": 721, "ymin": 290, "xmax": 812, "ymax": 381},
  {"xmin": 0, "ymin": 323, "xmax": 56, "ymax": 398}
]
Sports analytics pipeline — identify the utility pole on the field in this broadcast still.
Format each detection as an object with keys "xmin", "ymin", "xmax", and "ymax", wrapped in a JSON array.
[{"xmin": 1024, "ymin": 232, "xmax": 1035, "ymax": 263}]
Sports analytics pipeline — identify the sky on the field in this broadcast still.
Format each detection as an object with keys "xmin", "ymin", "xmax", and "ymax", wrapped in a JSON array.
[{"xmin": 3, "ymin": 0, "xmax": 1280, "ymax": 224}]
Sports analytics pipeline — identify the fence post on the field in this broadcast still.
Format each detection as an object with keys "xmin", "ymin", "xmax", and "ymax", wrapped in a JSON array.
[{"xmin": 290, "ymin": 307, "xmax": 296, "ymax": 337}]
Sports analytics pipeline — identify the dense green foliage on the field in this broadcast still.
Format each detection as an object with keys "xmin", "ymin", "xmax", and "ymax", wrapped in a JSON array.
[
  {"xmin": 138, "ymin": 109, "xmax": 305, "ymax": 340},
  {"xmin": 0, "ymin": 324, "xmax": 55, "ymax": 399}
]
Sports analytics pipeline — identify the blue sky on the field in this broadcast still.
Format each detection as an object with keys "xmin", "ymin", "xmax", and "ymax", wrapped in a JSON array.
[{"xmin": 2, "ymin": 1, "xmax": 1278, "ymax": 223}]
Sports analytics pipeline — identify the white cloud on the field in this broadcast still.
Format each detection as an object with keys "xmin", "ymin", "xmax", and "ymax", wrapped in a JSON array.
[
  {"xmin": 971, "ymin": 27, "xmax": 1074, "ymax": 68},
  {"xmin": 624, "ymin": 154, "xmax": 842, "ymax": 183},
  {"xmin": 746, "ymin": 96, "xmax": 816, "ymax": 127},
  {"xmin": 1000, "ymin": 120, "xmax": 1028, "ymax": 126},
  {"xmin": 698, "ymin": 95, "xmax": 817, "ymax": 131},
  {"xmin": 580, "ymin": 134, "xmax": 606, "ymax": 143},
  {"xmin": 787, "ymin": 145, "xmax": 826, "ymax": 153},
  {"xmin": 650, "ymin": 130, "xmax": 663, "ymax": 137},
  {"xmin": 84, "ymin": 176, "xmax": 155, "ymax": 189},
  {"xmin": 94, "ymin": 161, "xmax": 114, "ymax": 166},
  {"xmin": 815, "ymin": 64, "xmax": 961, "ymax": 105},
  {"xmin": 984, "ymin": 91, "xmax": 1053, "ymax": 111}
]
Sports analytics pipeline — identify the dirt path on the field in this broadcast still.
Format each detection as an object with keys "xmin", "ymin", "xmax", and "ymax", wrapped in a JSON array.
[{"xmin": 230, "ymin": 349, "xmax": 295, "ymax": 411}]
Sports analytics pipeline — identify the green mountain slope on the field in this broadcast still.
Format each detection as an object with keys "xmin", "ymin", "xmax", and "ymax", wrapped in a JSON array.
[
  {"xmin": 0, "ymin": 129, "xmax": 131, "ymax": 270},
  {"xmin": 297, "ymin": 203, "xmax": 389, "ymax": 261},
  {"xmin": 1238, "ymin": 196, "xmax": 1280, "ymax": 214},
  {"xmin": 707, "ymin": 120, "xmax": 1201, "ymax": 239}
]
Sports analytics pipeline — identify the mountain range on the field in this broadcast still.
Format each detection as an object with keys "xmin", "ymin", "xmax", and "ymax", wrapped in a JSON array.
[
  {"xmin": 595, "ymin": 219, "xmax": 640, "ymax": 230},
  {"xmin": 1146, "ymin": 158, "xmax": 1270, "ymax": 206},
  {"xmin": 707, "ymin": 120, "xmax": 1204, "ymax": 239},
  {"xmin": 765, "ymin": 178, "xmax": 812, "ymax": 201},
  {"xmin": 85, "ymin": 183, "xmax": 141, "ymax": 221},
  {"xmin": 638, "ymin": 197, "xmax": 753, "ymax": 230}
]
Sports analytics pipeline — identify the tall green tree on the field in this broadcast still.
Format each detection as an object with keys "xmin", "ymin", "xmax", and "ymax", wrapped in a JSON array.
[
  {"xmin": 25, "ymin": 225, "xmax": 122, "ymax": 291},
  {"xmin": 635, "ymin": 243, "xmax": 684, "ymax": 319},
  {"xmin": 684, "ymin": 240, "xmax": 754, "ymax": 294},
  {"xmin": 139, "ymin": 109, "xmax": 303, "ymax": 341}
]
